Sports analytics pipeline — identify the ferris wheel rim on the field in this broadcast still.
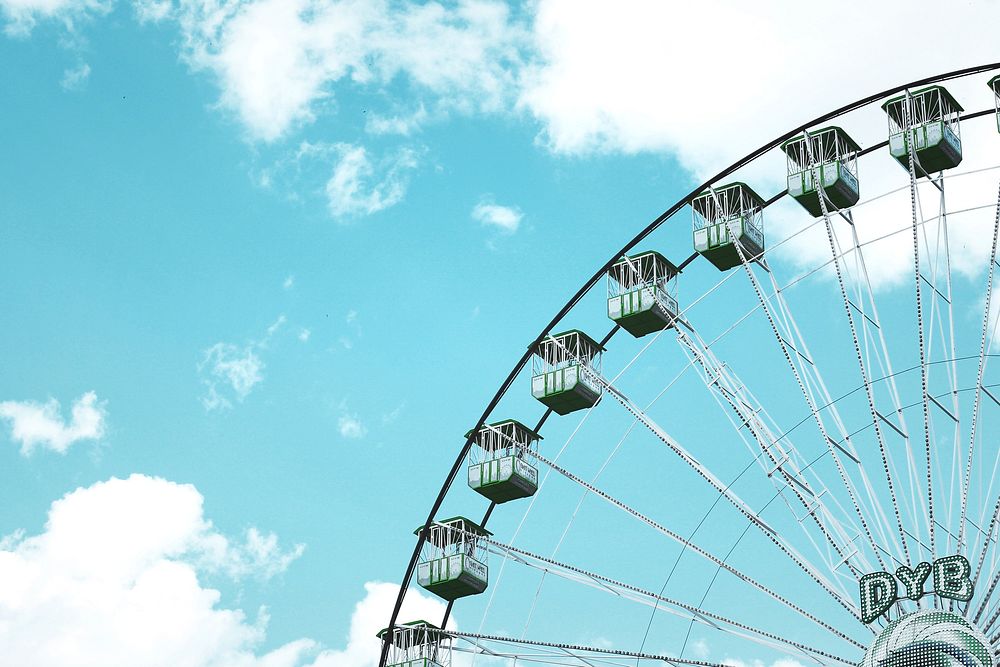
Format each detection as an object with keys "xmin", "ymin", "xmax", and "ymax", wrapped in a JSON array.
[{"xmin": 379, "ymin": 61, "xmax": 1000, "ymax": 667}]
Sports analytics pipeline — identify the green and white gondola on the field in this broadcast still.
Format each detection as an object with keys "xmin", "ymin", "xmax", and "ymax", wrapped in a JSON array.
[
  {"xmin": 415, "ymin": 517, "xmax": 490, "ymax": 601},
  {"xmin": 882, "ymin": 85, "xmax": 963, "ymax": 174},
  {"xmin": 692, "ymin": 182, "xmax": 765, "ymax": 271},
  {"xmin": 467, "ymin": 419, "xmax": 540, "ymax": 503},
  {"xmin": 607, "ymin": 250, "xmax": 680, "ymax": 337}
]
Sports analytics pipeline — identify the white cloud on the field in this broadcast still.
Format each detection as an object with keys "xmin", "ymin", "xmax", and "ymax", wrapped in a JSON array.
[
  {"xmin": 337, "ymin": 413, "xmax": 367, "ymax": 439},
  {"xmin": 60, "ymin": 61, "xmax": 90, "ymax": 90},
  {"xmin": 199, "ymin": 342, "xmax": 265, "ymax": 410},
  {"xmin": 515, "ymin": 1, "xmax": 1000, "ymax": 289},
  {"xmin": 0, "ymin": 0, "xmax": 110, "ymax": 35},
  {"xmin": 284, "ymin": 274, "xmax": 295, "ymax": 289},
  {"xmin": 472, "ymin": 199, "xmax": 522, "ymax": 234},
  {"xmin": 0, "ymin": 474, "xmax": 310, "ymax": 666},
  {"xmin": 133, "ymin": 0, "xmax": 170, "ymax": 22},
  {"xmin": 211, "ymin": 526, "xmax": 307, "ymax": 582},
  {"xmin": 299, "ymin": 328, "xmax": 312, "ymax": 342},
  {"xmin": 325, "ymin": 143, "xmax": 419, "ymax": 219},
  {"xmin": 199, "ymin": 315, "xmax": 288, "ymax": 410},
  {"xmin": 173, "ymin": 0, "xmax": 524, "ymax": 142},
  {"xmin": 366, "ymin": 104, "xmax": 429, "ymax": 136},
  {"xmin": 265, "ymin": 313, "xmax": 288, "ymax": 340},
  {"xmin": 308, "ymin": 581, "xmax": 453, "ymax": 667},
  {"xmin": 519, "ymin": 1, "xmax": 1000, "ymax": 175},
  {"xmin": 346, "ymin": 309, "xmax": 358, "ymax": 325},
  {"xmin": 0, "ymin": 391, "xmax": 107, "ymax": 455}
]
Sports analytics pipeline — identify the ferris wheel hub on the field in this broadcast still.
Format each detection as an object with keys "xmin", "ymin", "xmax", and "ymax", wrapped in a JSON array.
[{"xmin": 861, "ymin": 610, "xmax": 994, "ymax": 667}]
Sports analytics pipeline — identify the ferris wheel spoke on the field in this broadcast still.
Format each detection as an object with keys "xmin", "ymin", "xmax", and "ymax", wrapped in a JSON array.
[
  {"xmin": 714, "ymin": 203, "xmax": 897, "ymax": 580},
  {"xmin": 447, "ymin": 631, "xmax": 793, "ymax": 667},
  {"xmin": 585, "ymin": 368, "xmax": 868, "ymax": 619},
  {"xmin": 961, "ymin": 183, "xmax": 1000, "ymax": 562},
  {"xmin": 473, "ymin": 532, "xmax": 863, "ymax": 660},
  {"xmin": 501, "ymin": 330, "xmax": 697, "ymax": 648},
  {"xmin": 901, "ymin": 90, "xmax": 951, "ymax": 568},
  {"xmin": 802, "ymin": 140, "xmax": 920, "ymax": 576},
  {"xmin": 676, "ymin": 324, "xmax": 876, "ymax": 583},
  {"xmin": 974, "ymin": 494, "xmax": 1000, "ymax": 614},
  {"xmin": 822, "ymin": 229, "xmax": 917, "ymax": 573},
  {"xmin": 974, "ymin": 568, "xmax": 1000, "ymax": 627},
  {"xmin": 522, "ymin": 444, "xmax": 865, "ymax": 640},
  {"xmin": 920, "ymin": 164, "xmax": 964, "ymax": 562},
  {"xmin": 846, "ymin": 213, "xmax": 933, "ymax": 570}
]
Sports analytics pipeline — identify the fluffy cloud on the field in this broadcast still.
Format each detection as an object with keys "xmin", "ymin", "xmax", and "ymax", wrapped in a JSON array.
[
  {"xmin": 309, "ymin": 581, "xmax": 452, "ymax": 667},
  {"xmin": 173, "ymin": 0, "xmax": 524, "ymax": 142},
  {"xmin": 472, "ymin": 199, "xmax": 522, "ymax": 234},
  {"xmin": 0, "ymin": 474, "xmax": 310, "ymax": 666},
  {"xmin": 199, "ymin": 315, "xmax": 286, "ymax": 410},
  {"xmin": 0, "ymin": 0, "xmax": 111, "ymax": 35},
  {"xmin": 519, "ymin": 0, "xmax": 1000, "ymax": 177},
  {"xmin": 0, "ymin": 391, "xmax": 107, "ymax": 455}
]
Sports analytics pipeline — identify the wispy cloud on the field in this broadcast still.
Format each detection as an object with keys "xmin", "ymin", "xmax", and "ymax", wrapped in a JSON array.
[
  {"xmin": 60, "ymin": 62, "xmax": 90, "ymax": 91},
  {"xmin": 298, "ymin": 328, "xmax": 311, "ymax": 342},
  {"xmin": 282, "ymin": 274, "xmax": 294, "ymax": 290},
  {"xmin": 381, "ymin": 402, "xmax": 406, "ymax": 425},
  {"xmin": 366, "ymin": 104, "xmax": 429, "ymax": 137},
  {"xmin": 325, "ymin": 143, "xmax": 419, "ymax": 220},
  {"xmin": 472, "ymin": 199, "xmax": 522, "ymax": 234},
  {"xmin": 0, "ymin": 391, "xmax": 107, "ymax": 455},
  {"xmin": 337, "ymin": 413, "xmax": 367, "ymax": 439},
  {"xmin": 198, "ymin": 315, "xmax": 285, "ymax": 410},
  {"xmin": 260, "ymin": 141, "xmax": 421, "ymax": 221}
]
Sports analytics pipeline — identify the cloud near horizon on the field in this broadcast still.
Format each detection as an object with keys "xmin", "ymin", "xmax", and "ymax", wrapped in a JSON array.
[{"xmin": 0, "ymin": 474, "xmax": 311, "ymax": 666}]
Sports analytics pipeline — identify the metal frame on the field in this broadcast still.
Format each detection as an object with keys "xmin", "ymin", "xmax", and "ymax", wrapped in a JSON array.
[{"xmin": 379, "ymin": 62, "xmax": 1000, "ymax": 667}]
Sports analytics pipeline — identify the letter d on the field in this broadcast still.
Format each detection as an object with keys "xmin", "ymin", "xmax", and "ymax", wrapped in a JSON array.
[{"xmin": 860, "ymin": 572, "xmax": 897, "ymax": 624}]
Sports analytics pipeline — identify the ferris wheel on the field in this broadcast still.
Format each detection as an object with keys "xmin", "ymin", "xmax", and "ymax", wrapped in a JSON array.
[{"xmin": 379, "ymin": 63, "xmax": 1000, "ymax": 667}]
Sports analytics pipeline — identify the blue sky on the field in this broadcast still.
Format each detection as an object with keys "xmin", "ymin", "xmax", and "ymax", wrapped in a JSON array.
[{"xmin": 4, "ymin": 1, "xmax": 1000, "ymax": 666}]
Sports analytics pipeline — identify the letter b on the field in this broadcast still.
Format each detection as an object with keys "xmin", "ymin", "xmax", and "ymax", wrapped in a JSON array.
[{"xmin": 934, "ymin": 555, "xmax": 974, "ymax": 602}]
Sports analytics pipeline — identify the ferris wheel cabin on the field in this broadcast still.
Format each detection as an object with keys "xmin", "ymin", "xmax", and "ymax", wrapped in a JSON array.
[
  {"xmin": 990, "ymin": 75, "xmax": 1000, "ymax": 133},
  {"xmin": 692, "ymin": 182, "xmax": 765, "ymax": 271},
  {"xmin": 781, "ymin": 127, "xmax": 861, "ymax": 217},
  {"xmin": 607, "ymin": 251, "xmax": 680, "ymax": 337},
  {"xmin": 467, "ymin": 419, "xmax": 541, "ymax": 504},
  {"xmin": 415, "ymin": 517, "xmax": 491, "ymax": 601},
  {"xmin": 882, "ymin": 85, "xmax": 963, "ymax": 174},
  {"xmin": 376, "ymin": 621, "xmax": 451, "ymax": 667},
  {"xmin": 531, "ymin": 330, "xmax": 603, "ymax": 415}
]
